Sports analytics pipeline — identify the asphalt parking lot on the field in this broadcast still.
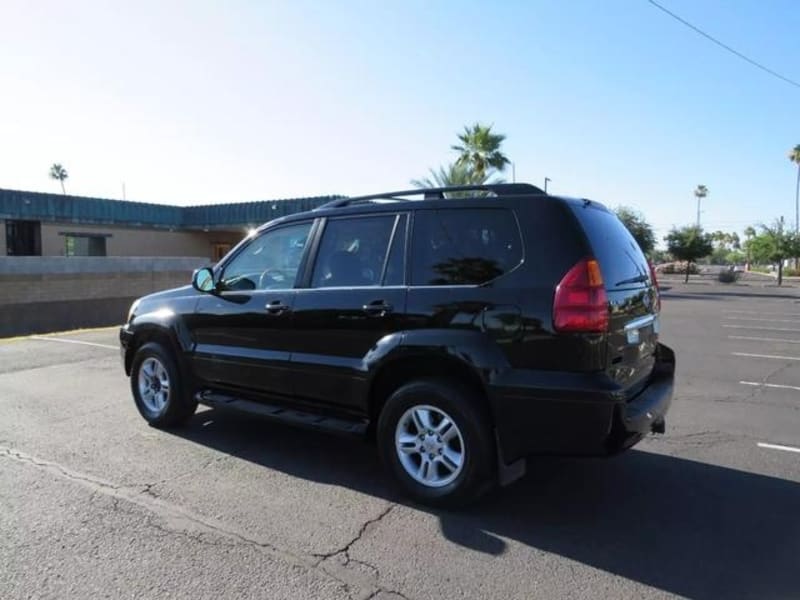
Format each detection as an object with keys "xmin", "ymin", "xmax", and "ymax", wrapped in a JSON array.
[{"xmin": 2, "ymin": 283, "xmax": 799, "ymax": 600}]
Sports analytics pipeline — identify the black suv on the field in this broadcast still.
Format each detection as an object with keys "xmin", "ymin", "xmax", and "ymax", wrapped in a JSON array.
[{"xmin": 120, "ymin": 183, "xmax": 675, "ymax": 506}]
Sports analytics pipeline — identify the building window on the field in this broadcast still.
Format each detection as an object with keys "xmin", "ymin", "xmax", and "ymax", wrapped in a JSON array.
[
  {"xmin": 212, "ymin": 243, "xmax": 233, "ymax": 262},
  {"xmin": 64, "ymin": 234, "xmax": 107, "ymax": 257},
  {"xmin": 6, "ymin": 220, "xmax": 41, "ymax": 256}
]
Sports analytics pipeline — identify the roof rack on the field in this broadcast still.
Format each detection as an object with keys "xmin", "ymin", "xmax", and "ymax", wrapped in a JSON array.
[{"xmin": 316, "ymin": 183, "xmax": 546, "ymax": 210}]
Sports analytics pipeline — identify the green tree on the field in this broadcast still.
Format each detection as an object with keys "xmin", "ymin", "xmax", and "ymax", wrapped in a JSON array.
[
  {"xmin": 614, "ymin": 206, "xmax": 656, "ymax": 255},
  {"xmin": 789, "ymin": 144, "xmax": 800, "ymax": 232},
  {"xmin": 451, "ymin": 123, "xmax": 510, "ymax": 181},
  {"xmin": 664, "ymin": 225, "xmax": 714, "ymax": 283},
  {"xmin": 49, "ymin": 163, "xmax": 68, "ymax": 194},
  {"xmin": 694, "ymin": 184, "xmax": 708, "ymax": 227},
  {"xmin": 749, "ymin": 218, "xmax": 800, "ymax": 286}
]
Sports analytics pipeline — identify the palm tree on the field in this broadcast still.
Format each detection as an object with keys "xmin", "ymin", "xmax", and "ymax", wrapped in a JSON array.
[
  {"xmin": 49, "ymin": 163, "xmax": 68, "ymax": 194},
  {"xmin": 694, "ymin": 184, "xmax": 708, "ymax": 227},
  {"xmin": 789, "ymin": 145, "xmax": 800, "ymax": 233},
  {"xmin": 411, "ymin": 162, "xmax": 503, "ymax": 188},
  {"xmin": 451, "ymin": 123, "xmax": 510, "ymax": 181}
]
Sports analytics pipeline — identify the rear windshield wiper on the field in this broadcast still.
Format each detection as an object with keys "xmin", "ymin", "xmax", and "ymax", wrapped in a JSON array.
[{"xmin": 614, "ymin": 274, "xmax": 650, "ymax": 286}]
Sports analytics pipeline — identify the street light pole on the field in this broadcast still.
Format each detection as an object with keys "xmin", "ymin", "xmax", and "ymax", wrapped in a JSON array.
[{"xmin": 544, "ymin": 177, "xmax": 551, "ymax": 193}]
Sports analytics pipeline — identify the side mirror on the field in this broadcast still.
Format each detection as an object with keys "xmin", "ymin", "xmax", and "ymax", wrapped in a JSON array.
[{"xmin": 192, "ymin": 267, "xmax": 216, "ymax": 292}]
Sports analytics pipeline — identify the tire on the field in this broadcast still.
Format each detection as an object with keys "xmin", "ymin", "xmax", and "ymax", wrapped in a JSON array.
[
  {"xmin": 377, "ymin": 378, "xmax": 496, "ymax": 508},
  {"xmin": 130, "ymin": 342, "xmax": 197, "ymax": 428}
]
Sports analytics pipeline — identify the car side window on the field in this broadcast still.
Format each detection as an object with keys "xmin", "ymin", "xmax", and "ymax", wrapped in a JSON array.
[
  {"xmin": 311, "ymin": 215, "xmax": 396, "ymax": 288},
  {"xmin": 219, "ymin": 222, "xmax": 312, "ymax": 291},
  {"xmin": 410, "ymin": 208, "xmax": 522, "ymax": 286}
]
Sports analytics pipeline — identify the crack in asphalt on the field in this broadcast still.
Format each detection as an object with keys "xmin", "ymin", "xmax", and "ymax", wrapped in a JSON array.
[
  {"xmin": 134, "ymin": 451, "xmax": 236, "ymax": 496},
  {"xmin": 0, "ymin": 443, "xmax": 413, "ymax": 600},
  {"xmin": 0, "ymin": 446, "xmax": 121, "ymax": 491},
  {"xmin": 312, "ymin": 504, "xmax": 395, "ymax": 563},
  {"xmin": 310, "ymin": 504, "xmax": 414, "ymax": 600}
]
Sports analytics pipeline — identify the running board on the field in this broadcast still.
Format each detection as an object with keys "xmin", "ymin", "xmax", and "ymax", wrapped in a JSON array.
[{"xmin": 196, "ymin": 391, "xmax": 368, "ymax": 436}]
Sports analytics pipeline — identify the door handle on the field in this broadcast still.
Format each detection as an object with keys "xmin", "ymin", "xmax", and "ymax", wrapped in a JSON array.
[
  {"xmin": 265, "ymin": 300, "xmax": 290, "ymax": 315},
  {"xmin": 362, "ymin": 300, "xmax": 393, "ymax": 316}
]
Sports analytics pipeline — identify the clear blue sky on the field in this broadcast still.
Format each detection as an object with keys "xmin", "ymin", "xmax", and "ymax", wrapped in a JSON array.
[{"xmin": 1, "ymin": 0, "xmax": 798, "ymax": 242}]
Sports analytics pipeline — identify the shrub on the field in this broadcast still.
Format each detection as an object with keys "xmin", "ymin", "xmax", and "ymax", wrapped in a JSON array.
[
  {"xmin": 718, "ymin": 269, "xmax": 739, "ymax": 283},
  {"xmin": 659, "ymin": 262, "xmax": 700, "ymax": 275}
]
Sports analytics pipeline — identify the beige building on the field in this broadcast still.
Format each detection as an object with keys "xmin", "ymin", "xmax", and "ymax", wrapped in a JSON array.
[{"xmin": 1, "ymin": 188, "xmax": 339, "ymax": 261}]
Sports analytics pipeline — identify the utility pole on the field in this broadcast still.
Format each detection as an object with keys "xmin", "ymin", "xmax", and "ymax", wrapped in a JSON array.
[
  {"xmin": 696, "ymin": 198, "xmax": 700, "ymax": 227},
  {"xmin": 544, "ymin": 177, "xmax": 551, "ymax": 193},
  {"xmin": 122, "ymin": 182, "xmax": 126, "ymax": 200},
  {"xmin": 511, "ymin": 162, "xmax": 516, "ymax": 183}
]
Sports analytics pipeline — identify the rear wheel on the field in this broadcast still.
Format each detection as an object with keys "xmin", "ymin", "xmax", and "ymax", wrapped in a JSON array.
[
  {"xmin": 130, "ymin": 342, "xmax": 197, "ymax": 427},
  {"xmin": 377, "ymin": 378, "xmax": 496, "ymax": 507}
]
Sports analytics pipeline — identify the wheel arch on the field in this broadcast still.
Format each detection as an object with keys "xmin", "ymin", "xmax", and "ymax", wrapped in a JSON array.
[
  {"xmin": 366, "ymin": 351, "xmax": 495, "ymax": 436},
  {"xmin": 124, "ymin": 315, "xmax": 191, "ymax": 377}
]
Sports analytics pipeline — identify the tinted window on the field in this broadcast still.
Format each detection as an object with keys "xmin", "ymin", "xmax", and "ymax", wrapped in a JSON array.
[
  {"xmin": 383, "ymin": 214, "xmax": 407, "ymax": 286},
  {"xmin": 311, "ymin": 215, "xmax": 395, "ymax": 288},
  {"xmin": 411, "ymin": 209, "xmax": 522, "ymax": 285},
  {"xmin": 570, "ymin": 204, "xmax": 651, "ymax": 289},
  {"xmin": 220, "ymin": 222, "xmax": 312, "ymax": 290}
]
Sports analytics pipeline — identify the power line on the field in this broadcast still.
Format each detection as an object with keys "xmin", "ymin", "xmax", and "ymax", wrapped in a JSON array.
[{"xmin": 647, "ymin": 0, "xmax": 800, "ymax": 90}]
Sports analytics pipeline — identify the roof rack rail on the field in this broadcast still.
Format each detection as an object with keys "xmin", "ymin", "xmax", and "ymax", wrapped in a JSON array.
[{"xmin": 315, "ymin": 182, "xmax": 546, "ymax": 210}]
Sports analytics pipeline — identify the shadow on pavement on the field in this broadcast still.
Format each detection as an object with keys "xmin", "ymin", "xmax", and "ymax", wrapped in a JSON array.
[{"xmin": 170, "ymin": 409, "xmax": 799, "ymax": 600}]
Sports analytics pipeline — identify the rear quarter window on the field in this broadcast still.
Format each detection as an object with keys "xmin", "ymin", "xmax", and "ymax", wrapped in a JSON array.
[
  {"xmin": 410, "ymin": 208, "xmax": 522, "ymax": 286},
  {"xmin": 570, "ymin": 203, "xmax": 651, "ymax": 289}
]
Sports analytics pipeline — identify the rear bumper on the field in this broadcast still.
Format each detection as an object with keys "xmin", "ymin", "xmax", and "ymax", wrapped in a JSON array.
[
  {"xmin": 489, "ymin": 343, "xmax": 675, "ymax": 463},
  {"xmin": 606, "ymin": 343, "xmax": 674, "ymax": 453}
]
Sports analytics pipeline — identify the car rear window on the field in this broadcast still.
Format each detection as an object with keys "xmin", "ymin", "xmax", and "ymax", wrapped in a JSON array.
[{"xmin": 570, "ymin": 203, "xmax": 651, "ymax": 289}]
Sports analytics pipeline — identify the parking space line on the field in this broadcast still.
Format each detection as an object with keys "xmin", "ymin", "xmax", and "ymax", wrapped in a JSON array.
[
  {"xmin": 724, "ymin": 310, "xmax": 800, "ymax": 317},
  {"xmin": 729, "ymin": 335, "xmax": 800, "ymax": 344},
  {"xmin": 740, "ymin": 381, "xmax": 800, "ymax": 391},
  {"xmin": 723, "ymin": 317, "xmax": 800, "ymax": 323},
  {"xmin": 30, "ymin": 336, "xmax": 117, "ymax": 350},
  {"xmin": 723, "ymin": 325, "xmax": 800, "ymax": 332},
  {"xmin": 757, "ymin": 442, "xmax": 800, "ymax": 454},
  {"xmin": 732, "ymin": 352, "xmax": 800, "ymax": 361}
]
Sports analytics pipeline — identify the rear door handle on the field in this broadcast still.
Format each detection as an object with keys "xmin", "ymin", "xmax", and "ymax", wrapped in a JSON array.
[
  {"xmin": 362, "ymin": 300, "xmax": 393, "ymax": 316},
  {"xmin": 265, "ymin": 300, "xmax": 291, "ymax": 315}
]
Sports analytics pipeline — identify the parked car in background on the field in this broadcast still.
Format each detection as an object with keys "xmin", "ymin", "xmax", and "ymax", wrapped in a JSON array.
[{"xmin": 120, "ymin": 183, "xmax": 675, "ymax": 507}]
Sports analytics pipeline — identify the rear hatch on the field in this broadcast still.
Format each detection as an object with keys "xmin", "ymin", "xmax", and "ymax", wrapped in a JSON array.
[{"xmin": 569, "ymin": 202, "xmax": 659, "ymax": 396}]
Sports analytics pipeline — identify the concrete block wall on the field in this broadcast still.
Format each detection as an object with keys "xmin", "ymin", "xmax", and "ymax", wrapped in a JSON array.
[{"xmin": 0, "ymin": 257, "xmax": 208, "ymax": 337}]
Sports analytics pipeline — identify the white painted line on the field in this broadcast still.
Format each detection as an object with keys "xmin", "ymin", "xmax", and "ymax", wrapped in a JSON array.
[
  {"xmin": 30, "ymin": 336, "xmax": 117, "ymax": 350},
  {"xmin": 723, "ymin": 325, "xmax": 800, "ymax": 332},
  {"xmin": 732, "ymin": 352, "xmax": 800, "ymax": 361},
  {"xmin": 729, "ymin": 335, "xmax": 800, "ymax": 344},
  {"xmin": 724, "ymin": 317, "xmax": 800, "ymax": 323},
  {"xmin": 724, "ymin": 309, "xmax": 800, "ymax": 317},
  {"xmin": 740, "ymin": 381, "xmax": 800, "ymax": 391},
  {"xmin": 757, "ymin": 442, "xmax": 800, "ymax": 454}
]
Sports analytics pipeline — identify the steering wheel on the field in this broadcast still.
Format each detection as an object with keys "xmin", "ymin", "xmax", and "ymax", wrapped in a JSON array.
[{"xmin": 258, "ymin": 268, "xmax": 290, "ymax": 289}]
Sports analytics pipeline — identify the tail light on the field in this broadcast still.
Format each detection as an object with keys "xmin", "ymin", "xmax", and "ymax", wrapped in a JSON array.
[
  {"xmin": 553, "ymin": 258, "xmax": 609, "ymax": 333},
  {"xmin": 648, "ymin": 261, "xmax": 661, "ymax": 313}
]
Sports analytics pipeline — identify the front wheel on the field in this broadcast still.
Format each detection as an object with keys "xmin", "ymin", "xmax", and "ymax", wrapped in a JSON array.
[
  {"xmin": 377, "ymin": 378, "xmax": 496, "ymax": 508},
  {"xmin": 130, "ymin": 342, "xmax": 197, "ymax": 428}
]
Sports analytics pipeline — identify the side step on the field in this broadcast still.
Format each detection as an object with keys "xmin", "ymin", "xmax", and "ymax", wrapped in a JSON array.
[{"xmin": 196, "ymin": 391, "xmax": 368, "ymax": 436}]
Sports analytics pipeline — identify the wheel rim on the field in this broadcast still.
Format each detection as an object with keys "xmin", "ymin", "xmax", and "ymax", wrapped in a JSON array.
[
  {"xmin": 137, "ymin": 357, "xmax": 171, "ymax": 416},
  {"xmin": 395, "ymin": 404, "xmax": 465, "ymax": 488}
]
